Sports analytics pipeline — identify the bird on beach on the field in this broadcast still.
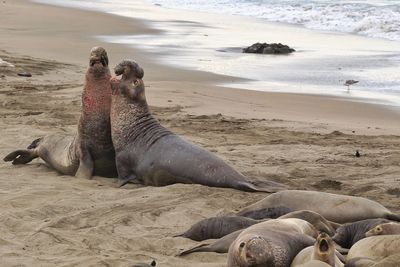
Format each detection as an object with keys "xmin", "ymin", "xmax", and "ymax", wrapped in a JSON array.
[{"xmin": 344, "ymin": 79, "xmax": 359, "ymax": 91}]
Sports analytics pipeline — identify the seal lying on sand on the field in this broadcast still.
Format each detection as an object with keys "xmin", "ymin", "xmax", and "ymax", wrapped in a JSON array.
[
  {"xmin": 109, "ymin": 59, "xmax": 285, "ymax": 192},
  {"xmin": 365, "ymin": 222, "xmax": 400, "ymax": 237},
  {"xmin": 345, "ymin": 254, "xmax": 400, "ymax": 267},
  {"xmin": 332, "ymin": 218, "xmax": 390, "ymax": 249},
  {"xmin": 175, "ymin": 216, "xmax": 262, "ymax": 241},
  {"xmin": 238, "ymin": 190, "xmax": 400, "ymax": 224},
  {"xmin": 347, "ymin": 235, "xmax": 400, "ymax": 261},
  {"xmin": 4, "ymin": 47, "xmax": 116, "ymax": 178},
  {"xmin": 290, "ymin": 232, "xmax": 344, "ymax": 267},
  {"xmin": 227, "ymin": 219, "xmax": 316, "ymax": 267},
  {"xmin": 279, "ymin": 210, "xmax": 339, "ymax": 237}
]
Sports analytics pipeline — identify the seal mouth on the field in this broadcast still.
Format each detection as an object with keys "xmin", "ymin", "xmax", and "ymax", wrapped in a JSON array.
[
  {"xmin": 90, "ymin": 55, "xmax": 108, "ymax": 67},
  {"xmin": 319, "ymin": 239, "xmax": 329, "ymax": 252}
]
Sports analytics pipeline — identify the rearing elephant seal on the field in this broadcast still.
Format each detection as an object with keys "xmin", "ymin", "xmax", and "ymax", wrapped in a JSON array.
[
  {"xmin": 238, "ymin": 190, "xmax": 400, "ymax": 224},
  {"xmin": 109, "ymin": 59, "xmax": 284, "ymax": 192},
  {"xmin": 4, "ymin": 47, "xmax": 116, "ymax": 178}
]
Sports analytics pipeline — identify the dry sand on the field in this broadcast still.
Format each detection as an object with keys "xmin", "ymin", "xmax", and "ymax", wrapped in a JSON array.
[{"xmin": 0, "ymin": 1, "xmax": 399, "ymax": 266}]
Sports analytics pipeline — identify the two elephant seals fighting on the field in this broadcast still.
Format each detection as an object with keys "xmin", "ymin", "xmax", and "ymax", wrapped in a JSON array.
[
  {"xmin": 109, "ymin": 59, "xmax": 284, "ymax": 192},
  {"xmin": 4, "ymin": 47, "xmax": 116, "ymax": 178}
]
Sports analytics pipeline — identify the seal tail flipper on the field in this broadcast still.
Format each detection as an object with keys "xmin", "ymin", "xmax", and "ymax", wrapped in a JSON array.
[
  {"xmin": 238, "ymin": 180, "xmax": 287, "ymax": 193},
  {"xmin": 386, "ymin": 213, "xmax": 400, "ymax": 222},
  {"xmin": 3, "ymin": 149, "xmax": 38, "ymax": 165},
  {"xmin": 178, "ymin": 243, "xmax": 210, "ymax": 256}
]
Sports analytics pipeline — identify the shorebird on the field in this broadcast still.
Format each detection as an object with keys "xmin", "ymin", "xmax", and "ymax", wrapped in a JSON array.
[{"xmin": 344, "ymin": 79, "xmax": 359, "ymax": 91}]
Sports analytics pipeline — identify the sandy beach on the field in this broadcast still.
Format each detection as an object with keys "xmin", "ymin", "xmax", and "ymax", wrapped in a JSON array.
[{"xmin": 0, "ymin": 0, "xmax": 400, "ymax": 266}]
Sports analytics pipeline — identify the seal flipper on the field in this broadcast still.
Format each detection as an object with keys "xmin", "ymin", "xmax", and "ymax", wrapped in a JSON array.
[
  {"xmin": 386, "ymin": 213, "xmax": 400, "ymax": 222},
  {"xmin": 3, "ymin": 149, "xmax": 38, "ymax": 165},
  {"xmin": 179, "ymin": 243, "xmax": 210, "ymax": 256},
  {"xmin": 75, "ymin": 148, "xmax": 94, "ymax": 179},
  {"xmin": 117, "ymin": 174, "xmax": 139, "ymax": 187}
]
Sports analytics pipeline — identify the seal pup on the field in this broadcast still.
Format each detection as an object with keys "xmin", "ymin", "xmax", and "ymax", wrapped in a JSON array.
[
  {"xmin": 279, "ymin": 210, "xmax": 339, "ymax": 236},
  {"xmin": 227, "ymin": 227, "xmax": 314, "ymax": 267},
  {"xmin": 332, "ymin": 218, "xmax": 390, "ymax": 249},
  {"xmin": 179, "ymin": 229, "xmax": 243, "ymax": 256},
  {"xmin": 109, "ymin": 59, "xmax": 285, "ymax": 192},
  {"xmin": 291, "ymin": 232, "xmax": 344, "ymax": 267},
  {"xmin": 237, "ymin": 206, "xmax": 292, "ymax": 220},
  {"xmin": 4, "ymin": 47, "xmax": 116, "ymax": 178},
  {"xmin": 347, "ymin": 235, "xmax": 400, "ymax": 261},
  {"xmin": 175, "ymin": 216, "xmax": 262, "ymax": 241},
  {"xmin": 238, "ymin": 190, "xmax": 400, "ymax": 224},
  {"xmin": 365, "ymin": 222, "xmax": 400, "ymax": 237}
]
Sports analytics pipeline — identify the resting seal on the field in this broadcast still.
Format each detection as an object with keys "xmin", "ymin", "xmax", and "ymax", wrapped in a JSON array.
[
  {"xmin": 291, "ymin": 232, "xmax": 344, "ymax": 267},
  {"xmin": 227, "ymin": 219, "xmax": 315, "ymax": 267},
  {"xmin": 347, "ymin": 235, "xmax": 400, "ymax": 261},
  {"xmin": 279, "ymin": 210, "xmax": 339, "ymax": 237},
  {"xmin": 109, "ymin": 59, "xmax": 284, "ymax": 192},
  {"xmin": 175, "ymin": 216, "xmax": 262, "ymax": 241},
  {"xmin": 4, "ymin": 47, "xmax": 116, "ymax": 178},
  {"xmin": 238, "ymin": 190, "xmax": 400, "ymax": 224},
  {"xmin": 365, "ymin": 222, "xmax": 400, "ymax": 237},
  {"xmin": 332, "ymin": 218, "xmax": 390, "ymax": 249}
]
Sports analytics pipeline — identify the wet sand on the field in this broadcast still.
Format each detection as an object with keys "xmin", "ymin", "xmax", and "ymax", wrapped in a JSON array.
[{"xmin": 0, "ymin": 1, "xmax": 399, "ymax": 266}]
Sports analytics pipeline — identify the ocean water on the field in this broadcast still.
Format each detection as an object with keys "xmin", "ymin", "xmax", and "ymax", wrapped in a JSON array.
[
  {"xmin": 34, "ymin": 0, "xmax": 400, "ymax": 106},
  {"xmin": 149, "ymin": 0, "xmax": 400, "ymax": 41}
]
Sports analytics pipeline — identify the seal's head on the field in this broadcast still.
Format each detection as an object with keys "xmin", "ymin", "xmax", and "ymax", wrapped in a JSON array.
[
  {"xmin": 236, "ymin": 236, "xmax": 274, "ymax": 267},
  {"xmin": 314, "ymin": 232, "xmax": 335, "ymax": 264},
  {"xmin": 111, "ymin": 60, "xmax": 146, "ymax": 103},
  {"xmin": 114, "ymin": 59, "xmax": 144, "ymax": 81},
  {"xmin": 88, "ymin": 46, "xmax": 109, "ymax": 77},
  {"xmin": 365, "ymin": 222, "xmax": 400, "ymax": 237}
]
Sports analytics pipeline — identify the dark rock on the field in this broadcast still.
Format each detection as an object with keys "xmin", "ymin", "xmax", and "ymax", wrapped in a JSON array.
[
  {"xmin": 243, "ymin": 42, "xmax": 295, "ymax": 54},
  {"xmin": 17, "ymin": 72, "xmax": 32, "ymax": 77}
]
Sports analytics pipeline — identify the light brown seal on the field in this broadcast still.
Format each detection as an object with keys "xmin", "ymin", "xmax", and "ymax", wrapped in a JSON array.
[
  {"xmin": 291, "ymin": 232, "xmax": 344, "ymax": 267},
  {"xmin": 238, "ymin": 190, "xmax": 400, "ymax": 224},
  {"xmin": 365, "ymin": 222, "xmax": 400, "ymax": 237},
  {"xmin": 109, "ymin": 59, "xmax": 285, "ymax": 192},
  {"xmin": 279, "ymin": 210, "xmax": 339, "ymax": 236},
  {"xmin": 4, "ymin": 47, "xmax": 116, "ymax": 178},
  {"xmin": 347, "ymin": 235, "xmax": 400, "ymax": 261}
]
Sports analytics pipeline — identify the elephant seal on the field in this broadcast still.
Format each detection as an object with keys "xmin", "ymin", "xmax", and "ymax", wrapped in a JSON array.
[
  {"xmin": 175, "ymin": 216, "xmax": 262, "ymax": 241},
  {"xmin": 4, "ymin": 47, "xmax": 116, "ymax": 178},
  {"xmin": 109, "ymin": 59, "xmax": 285, "ymax": 192},
  {"xmin": 345, "ymin": 254, "xmax": 400, "ymax": 267},
  {"xmin": 279, "ymin": 210, "xmax": 339, "ymax": 237},
  {"xmin": 179, "ymin": 229, "xmax": 243, "ymax": 256},
  {"xmin": 227, "ymin": 226, "xmax": 315, "ymax": 267},
  {"xmin": 365, "ymin": 222, "xmax": 400, "ymax": 237},
  {"xmin": 180, "ymin": 218, "xmax": 317, "ymax": 257},
  {"xmin": 298, "ymin": 260, "xmax": 332, "ymax": 267},
  {"xmin": 238, "ymin": 206, "xmax": 292, "ymax": 220},
  {"xmin": 332, "ymin": 218, "xmax": 390, "ymax": 249},
  {"xmin": 291, "ymin": 232, "xmax": 344, "ymax": 267},
  {"xmin": 347, "ymin": 235, "xmax": 400, "ymax": 261},
  {"xmin": 238, "ymin": 190, "xmax": 400, "ymax": 224}
]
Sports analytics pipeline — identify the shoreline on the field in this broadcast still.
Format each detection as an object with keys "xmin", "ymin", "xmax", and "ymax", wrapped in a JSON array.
[{"xmin": 34, "ymin": 0, "xmax": 400, "ymax": 107}]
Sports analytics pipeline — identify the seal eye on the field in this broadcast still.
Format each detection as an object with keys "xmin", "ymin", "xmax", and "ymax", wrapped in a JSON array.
[{"xmin": 239, "ymin": 242, "xmax": 246, "ymax": 248}]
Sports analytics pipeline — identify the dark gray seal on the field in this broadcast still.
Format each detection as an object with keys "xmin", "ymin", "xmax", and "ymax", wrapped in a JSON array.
[
  {"xmin": 175, "ymin": 216, "xmax": 262, "ymax": 241},
  {"xmin": 179, "ymin": 230, "xmax": 243, "ymax": 256},
  {"xmin": 238, "ymin": 190, "xmax": 400, "ymax": 224},
  {"xmin": 332, "ymin": 218, "xmax": 390, "ymax": 249},
  {"xmin": 109, "ymin": 59, "xmax": 285, "ymax": 192},
  {"xmin": 4, "ymin": 47, "xmax": 116, "ymax": 178}
]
